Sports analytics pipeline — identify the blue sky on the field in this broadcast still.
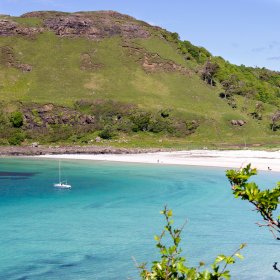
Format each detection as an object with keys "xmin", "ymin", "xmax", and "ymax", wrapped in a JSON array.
[{"xmin": 1, "ymin": 0, "xmax": 280, "ymax": 71}]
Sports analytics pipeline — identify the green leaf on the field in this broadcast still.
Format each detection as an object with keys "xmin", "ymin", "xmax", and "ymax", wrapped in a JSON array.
[
  {"xmin": 167, "ymin": 209, "xmax": 173, "ymax": 217},
  {"xmin": 156, "ymin": 263, "xmax": 162, "ymax": 270},
  {"xmin": 154, "ymin": 235, "xmax": 160, "ymax": 241},
  {"xmin": 235, "ymin": 253, "xmax": 244, "ymax": 260},
  {"xmin": 215, "ymin": 255, "xmax": 226, "ymax": 264},
  {"xmin": 221, "ymin": 270, "xmax": 231, "ymax": 280},
  {"xmin": 199, "ymin": 261, "xmax": 205, "ymax": 267}
]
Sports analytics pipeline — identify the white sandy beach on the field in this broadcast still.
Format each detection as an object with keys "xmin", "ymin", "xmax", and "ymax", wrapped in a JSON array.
[{"xmin": 37, "ymin": 150, "xmax": 280, "ymax": 172}]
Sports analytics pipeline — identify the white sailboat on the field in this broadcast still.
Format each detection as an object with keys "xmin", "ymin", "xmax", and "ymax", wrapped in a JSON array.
[{"xmin": 54, "ymin": 160, "xmax": 72, "ymax": 189}]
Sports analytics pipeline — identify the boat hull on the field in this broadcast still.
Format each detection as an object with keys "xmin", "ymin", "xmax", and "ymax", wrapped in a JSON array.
[{"xmin": 53, "ymin": 183, "xmax": 72, "ymax": 189}]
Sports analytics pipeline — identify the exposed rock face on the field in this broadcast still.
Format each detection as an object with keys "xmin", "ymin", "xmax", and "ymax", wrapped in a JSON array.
[
  {"xmin": 122, "ymin": 42, "xmax": 191, "ymax": 75},
  {"xmin": 231, "ymin": 120, "xmax": 246, "ymax": 126},
  {"xmin": 22, "ymin": 104, "xmax": 95, "ymax": 129},
  {"xmin": 0, "ymin": 19, "xmax": 43, "ymax": 37},
  {"xmin": 142, "ymin": 53, "xmax": 190, "ymax": 74},
  {"xmin": 43, "ymin": 14, "xmax": 150, "ymax": 39},
  {"xmin": 0, "ymin": 46, "xmax": 32, "ymax": 72},
  {"xmin": 0, "ymin": 19, "xmax": 18, "ymax": 36},
  {"xmin": 1, "ymin": 11, "xmax": 150, "ymax": 40},
  {"xmin": 0, "ymin": 145, "xmax": 165, "ymax": 156},
  {"xmin": 22, "ymin": 11, "xmax": 71, "ymax": 19}
]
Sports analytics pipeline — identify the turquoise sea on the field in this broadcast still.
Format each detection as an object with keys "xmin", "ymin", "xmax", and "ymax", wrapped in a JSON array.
[{"xmin": 0, "ymin": 158, "xmax": 279, "ymax": 280}]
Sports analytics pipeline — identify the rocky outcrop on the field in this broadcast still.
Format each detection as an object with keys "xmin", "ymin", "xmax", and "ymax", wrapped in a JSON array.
[
  {"xmin": 122, "ymin": 42, "xmax": 191, "ymax": 75},
  {"xmin": 22, "ymin": 11, "xmax": 70, "ymax": 19},
  {"xmin": 1, "ymin": 12, "xmax": 150, "ymax": 40},
  {"xmin": 0, "ymin": 19, "xmax": 43, "ymax": 37},
  {"xmin": 0, "ymin": 145, "xmax": 165, "ymax": 156},
  {"xmin": 0, "ymin": 19, "xmax": 18, "ymax": 36},
  {"xmin": 142, "ymin": 53, "xmax": 190, "ymax": 74},
  {"xmin": 231, "ymin": 120, "xmax": 246, "ymax": 126},
  {"xmin": 0, "ymin": 46, "xmax": 32, "ymax": 72},
  {"xmin": 22, "ymin": 104, "xmax": 95, "ymax": 129},
  {"xmin": 39, "ymin": 12, "xmax": 150, "ymax": 40}
]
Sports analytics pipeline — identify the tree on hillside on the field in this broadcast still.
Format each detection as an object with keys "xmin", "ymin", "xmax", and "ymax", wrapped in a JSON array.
[
  {"xmin": 271, "ymin": 110, "xmax": 280, "ymax": 131},
  {"xmin": 251, "ymin": 102, "xmax": 264, "ymax": 120},
  {"xmin": 201, "ymin": 60, "xmax": 219, "ymax": 86},
  {"xmin": 221, "ymin": 76, "xmax": 239, "ymax": 97}
]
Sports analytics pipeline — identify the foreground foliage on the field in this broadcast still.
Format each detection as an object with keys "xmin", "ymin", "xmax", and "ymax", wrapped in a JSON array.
[
  {"xmin": 138, "ymin": 206, "xmax": 245, "ymax": 280},
  {"xmin": 226, "ymin": 164, "xmax": 280, "ymax": 273},
  {"xmin": 226, "ymin": 164, "xmax": 280, "ymax": 239}
]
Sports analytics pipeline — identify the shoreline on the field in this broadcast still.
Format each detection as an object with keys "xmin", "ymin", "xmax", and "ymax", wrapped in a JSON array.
[
  {"xmin": 0, "ymin": 145, "xmax": 164, "ymax": 156},
  {"xmin": 36, "ymin": 150, "xmax": 280, "ymax": 172},
  {"xmin": 1, "ymin": 146, "xmax": 279, "ymax": 172}
]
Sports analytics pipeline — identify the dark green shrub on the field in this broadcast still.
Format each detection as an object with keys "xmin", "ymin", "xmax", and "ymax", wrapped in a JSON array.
[
  {"xmin": 170, "ymin": 32, "xmax": 179, "ymax": 41},
  {"xmin": 148, "ymin": 117, "xmax": 169, "ymax": 133},
  {"xmin": 130, "ymin": 111, "xmax": 151, "ymax": 132},
  {"xmin": 8, "ymin": 132, "xmax": 25, "ymax": 145},
  {"xmin": 45, "ymin": 125, "xmax": 74, "ymax": 142},
  {"xmin": 98, "ymin": 126, "xmax": 115, "ymax": 139},
  {"xmin": 160, "ymin": 109, "xmax": 170, "ymax": 118},
  {"xmin": 10, "ymin": 111, "xmax": 24, "ymax": 128},
  {"xmin": 116, "ymin": 118, "xmax": 134, "ymax": 133}
]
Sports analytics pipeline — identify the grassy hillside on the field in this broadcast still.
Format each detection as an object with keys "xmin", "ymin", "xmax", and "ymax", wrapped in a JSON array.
[{"xmin": 0, "ymin": 11, "xmax": 279, "ymax": 148}]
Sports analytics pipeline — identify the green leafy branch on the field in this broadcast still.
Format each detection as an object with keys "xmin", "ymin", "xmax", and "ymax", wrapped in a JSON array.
[
  {"xmin": 138, "ymin": 206, "xmax": 245, "ymax": 280},
  {"xmin": 226, "ymin": 164, "xmax": 280, "ymax": 240}
]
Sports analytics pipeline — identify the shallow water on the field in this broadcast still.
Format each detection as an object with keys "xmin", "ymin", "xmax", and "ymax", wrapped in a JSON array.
[{"xmin": 0, "ymin": 158, "xmax": 279, "ymax": 280}]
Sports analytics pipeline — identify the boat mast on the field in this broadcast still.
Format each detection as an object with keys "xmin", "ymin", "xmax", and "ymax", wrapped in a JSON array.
[{"xmin": 59, "ymin": 160, "xmax": 61, "ymax": 183}]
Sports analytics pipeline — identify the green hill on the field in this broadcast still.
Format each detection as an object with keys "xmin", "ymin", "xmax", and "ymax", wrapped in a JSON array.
[{"xmin": 0, "ymin": 11, "xmax": 279, "ymax": 148}]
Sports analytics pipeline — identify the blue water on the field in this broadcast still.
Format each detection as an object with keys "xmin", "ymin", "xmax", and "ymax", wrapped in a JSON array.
[{"xmin": 0, "ymin": 158, "xmax": 279, "ymax": 280}]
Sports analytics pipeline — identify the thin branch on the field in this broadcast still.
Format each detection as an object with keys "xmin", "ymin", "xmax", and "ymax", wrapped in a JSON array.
[{"xmin": 273, "ymin": 262, "xmax": 280, "ymax": 273}]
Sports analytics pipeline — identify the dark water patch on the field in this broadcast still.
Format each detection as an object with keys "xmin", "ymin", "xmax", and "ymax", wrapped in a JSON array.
[
  {"xmin": 22, "ymin": 264, "xmax": 39, "ymax": 273},
  {"xmin": 0, "ymin": 176, "xmax": 30, "ymax": 180},
  {"xmin": 0, "ymin": 171, "xmax": 39, "ymax": 177},
  {"xmin": 40, "ymin": 259, "xmax": 62, "ymax": 265},
  {"xmin": 0, "ymin": 264, "xmax": 37, "ymax": 280},
  {"xmin": 85, "ymin": 202, "xmax": 104, "ymax": 209},
  {"xmin": 84, "ymin": 254, "xmax": 95, "ymax": 260},
  {"xmin": 59, "ymin": 262, "xmax": 77, "ymax": 268},
  {"xmin": 2, "ymin": 258, "xmax": 77, "ymax": 280}
]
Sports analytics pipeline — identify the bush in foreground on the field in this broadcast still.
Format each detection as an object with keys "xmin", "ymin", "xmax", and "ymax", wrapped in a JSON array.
[
  {"xmin": 226, "ymin": 164, "xmax": 280, "ymax": 273},
  {"xmin": 138, "ymin": 206, "xmax": 245, "ymax": 280}
]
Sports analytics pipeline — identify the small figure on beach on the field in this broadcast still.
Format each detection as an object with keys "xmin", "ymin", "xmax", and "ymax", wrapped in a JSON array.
[{"xmin": 268, "ymin": 166, "xmax": 272, "ymax": 171}]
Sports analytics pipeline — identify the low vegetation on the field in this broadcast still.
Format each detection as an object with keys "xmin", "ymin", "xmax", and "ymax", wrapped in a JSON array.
[{"xmin": 0, "ymin": 100, "xmax": 199, "ymax": 145}]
